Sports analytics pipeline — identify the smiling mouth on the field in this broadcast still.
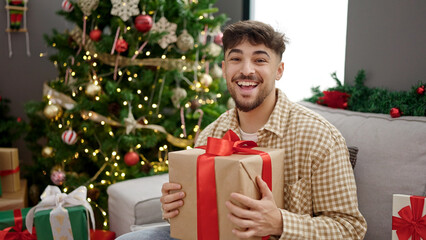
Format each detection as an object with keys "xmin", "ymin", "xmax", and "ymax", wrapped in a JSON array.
[{"xmin": 236, "ymin": 81, "xmax": 259, "ymax": 88}]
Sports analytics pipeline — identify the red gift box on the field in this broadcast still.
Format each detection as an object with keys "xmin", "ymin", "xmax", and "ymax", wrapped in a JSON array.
[
  {"xmin": 392, "ymin": 194, "xmax": 426, "ymax": 240},
  {"xmin": 90, "ymin": 230, "xmax": 116, "ymax": 240}
]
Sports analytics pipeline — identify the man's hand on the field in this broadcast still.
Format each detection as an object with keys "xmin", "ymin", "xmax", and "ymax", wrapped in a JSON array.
[
  {"xmin": 225, "ymin": 176, "xmax": 283, "ymax": 238},
  {"xmin": 160, "ymin": 182, "xmax": 185, "ymax": 219}
]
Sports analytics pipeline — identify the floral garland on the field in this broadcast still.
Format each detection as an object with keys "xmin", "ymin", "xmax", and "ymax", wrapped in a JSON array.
[{"xmin": 305, "ymin": 70, "xmax": 426, "ymax": 118}]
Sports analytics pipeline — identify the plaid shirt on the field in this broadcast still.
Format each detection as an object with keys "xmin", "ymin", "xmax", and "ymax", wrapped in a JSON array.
[{"xmin": 195, "ymin": 89, "xmax": 367, "ymax": 239}]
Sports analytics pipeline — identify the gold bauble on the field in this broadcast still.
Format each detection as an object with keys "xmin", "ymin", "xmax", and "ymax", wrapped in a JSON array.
[
  {"xmin": 85, "ymin": 83, "xmax": 102, "ymax": 97},
  {"xmin": 43, "ymin": 104, "xmax": 63, "ymax": 120},
  {"xmin": 41, "ymin": 146, "xmax": 55, "ymax": 158}
]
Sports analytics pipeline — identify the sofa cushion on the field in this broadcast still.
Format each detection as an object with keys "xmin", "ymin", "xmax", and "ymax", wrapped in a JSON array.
[{"xmin": 300, "ymin": 101, "xmax": 426, "ymax": 240}]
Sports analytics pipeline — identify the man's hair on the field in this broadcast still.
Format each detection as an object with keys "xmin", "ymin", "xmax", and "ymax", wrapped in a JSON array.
[{"xmin": 222, "ymin": 20, "xmax": 287, "ymax": 59}]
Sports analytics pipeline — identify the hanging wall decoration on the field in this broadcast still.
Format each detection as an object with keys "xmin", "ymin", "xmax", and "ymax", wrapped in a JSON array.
[{"xmin": 5, "ymin": 0, "xmax": 30, "ymax": 57}]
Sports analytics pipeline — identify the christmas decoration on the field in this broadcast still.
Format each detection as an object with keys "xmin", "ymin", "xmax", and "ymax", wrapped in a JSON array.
[
  {"xmin": 41, "ymin": 146, "xmax": 55, "ymax": 158},
  {"xmin": 307, "ymin": 70, "xmax": 426, "ymax": 116},
  {"xmin": 89, "ymin": 27, "xmax": 102, "ymax": 42},
  {"xmin": 210, "ymin": 64, "xmax": 223, "ymax": 79},
  {"xmin": 151, "ymin": 16, "xmax": 177, "ymax": 49},
  {"xmin": 43, "ymin": 104, "xmax": 63, "ymax": 120},
  {"xmin": 171, "ymin": 87, "xmax": 187, "ymax": 108},
  {"xmin": 205, "ymin": 42, "xmax": 222, "ymax": 57},
  {"xmin": 50, "ymin": 167, "xmax": 66, "ymax": 185},
  {"xmin": 177, "ymin": 30, "xmax": 194, "ymax": 52},
  {"xmin": 24, "ymin": 0, "xmax": 230, "ymax": 228},
  {"xmin": 85, "ymin": 82, "xmax": 102, "ymax": 97},
  {"xmin": 0, "ymin": 97, "xmax": 26, "ymax": 147},
  {"xmin": 200, "ymin": 73, "xmax": 213, "ymax": 87},
  {"xmin": 110, "ymin": 0, "xmax": 140, "ymax": 22},
  {"xmin": 227, "ymin": 97, "xmax": 235, "ymax": 109},
  {"xmin": 61, "ymin": 129, "xmax": 78, "ymax": 145},
  {"xmin": 115, "ymin": 37, "xmax": 128, "ymax": 53},
  {"xmin": 214, "ymin": 31, "xmax": 223, "ymax": 46},
  {"xmin": 5, "ymin": 0, "xmax": 30, "ymax": 57},
  {"xmin": 61, "ymin": 0, "xmax": 74, "ymax": 12},
  {"xmin": 134, "ymin": 14, "xmax": 153, "ymax": 33},
  {"xmin": 124, "ymin": 151, "xmax": 139, "ymax": 166},
  {"xmin": 417, "ymin": 86, "xmax": 425, "ymax": 95},
  {"xmin": 390, "ymin": 108, "xmax": 402, "ymax": 118},
  {"xmin": 317, "ymin": 91, "xmax": 350, "ymax": 109}
]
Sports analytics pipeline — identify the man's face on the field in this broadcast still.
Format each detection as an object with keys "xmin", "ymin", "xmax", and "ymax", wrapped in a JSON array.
[{"xmin": 222, "ymin": 40, "xmax": 284, "ymax": 112}]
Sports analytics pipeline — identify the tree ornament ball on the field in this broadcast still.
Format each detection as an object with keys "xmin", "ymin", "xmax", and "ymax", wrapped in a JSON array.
[
  {"xmin": 214, "ymin": 32, "xmax": 223, "ymax": 46},
  {"xmin": 61, "ymin": 0, "xmax": 74, "ymax": 12},
  {"xmin": 206, "ymin": 43, "xmax": 222, "ymax": 57},
  {"xmin": 177, "ymin": 30, "xmax": 194, "ymax": 52},
  {"xmin": 61, "ymin": 129, "xmax": 78, "ymax": 145},
  {"xmin": 43, "ymin": 104, "xmax": 63, "ymax": 120},
  {"xmin": 124, "ymin": 151, "xmax": 140, "ymax": 166},
  {"xmin": 85, "ymin": 82, "xmax": 101, "ymax": 97},
  {"xmin": 115, "ymin": 38, "xmax": 128, "ymax": 53},
  {"xmin": 134, "ymin": 14, "xmax": 153, "ymax": 32},
  {"xmin": 51, "ymin": 168, "xmax": 66, "ymax": 186},
  {"xmin": 390, "ymin": 107, "xmax": 402, "ymax": 118},
  {"xmin": 171, "ymin": 87, "xmax": 187, "ymax": 108},
  {"xmin": 41, "ymin": 146, "xmax": 55, "ymax": 158},
  {"xmin": 210, "ymin": 64, "xmax": 223, "ymax": 79},
  {"xmin": 89, "ymin": 28, "xmax": 102, "ymax": 42},
  {"xmin": 200, "ymin": 73, "xmax": 213, "ymax": 87},
  {"xmin": 416, "ymin": 86, "xmax": 425, "ymax": 95}
]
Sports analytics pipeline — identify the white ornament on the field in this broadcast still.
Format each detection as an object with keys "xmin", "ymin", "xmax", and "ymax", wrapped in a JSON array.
[
  {"xmin": 151, "ymin": 17, "xmax": 177, "ymax": 49},
  {"xmin": 210, "ymin": 64, "xmax": 223, "ymax": 79},
  {"xmin": 124, "ymin": 106, "xmax": 138, "ymax": 134},
  {"xmin": 200, "ymin": 73, "xmax": 213, "ymax": 87},
  {"xmin": 171, "ymin": 87, "xmax": 187, "ymax": 108},
  {"xmin": 61, "ymin": 0, "xmax": 74, "ymax": 12},
  {"xmin": 62, "ymin": 129, "xmax": 78, "ymax": 145},
  {"xmin": 110, "ymin": 0, "xmax": 140, "ymax": 22},
  {"xmin": 176, "ymin": 30, "xmax": 194, "ymax": 52},
  {"xmin": 206, "ymin": 43, "xmax": 222, "ymax": 57},
  {"xmin": 77, "ymin": 0, "xmax": 99, "ymax": 16},
  {"xmin": 85, "ymin": 83, "xmax": 101, "ymax": 97},
  {"xmin": 227, "ymin": 97, "xmax": 236, "ymax": 109}
]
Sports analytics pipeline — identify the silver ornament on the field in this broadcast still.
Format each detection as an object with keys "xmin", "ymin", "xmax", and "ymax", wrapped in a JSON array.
[
  {"xmin": 171, "ymin": 87, "xmax": 187, "ymax": 108},
  {"xmin": 206, "ymin": 43, "xmax": 222, "ymax": 57},
  {"xmin": 200, "ymin": 73, "xmax": 213, "ymax": 87},
  {"xmin": 177, "ymin": 30, "xmax": 194, "ymax": 52}
]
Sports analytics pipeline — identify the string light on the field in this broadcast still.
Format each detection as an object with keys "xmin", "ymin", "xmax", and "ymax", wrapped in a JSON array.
[
  {"xmin": 161, "ymin": 55, "xmax": 166, "ymax": 59},
  {"xmin": 138, "ymin": 104, "xmax": 143, "ymax": 109},
  {"xmin": 101, "ymin": 180, "xmax": 106, "ymax": 184},
  {"xmin": 152, "ymin": 104, "xmax": 157, "ymax": 108},
  {"xmin": 136, "ymin": 144, "xmax": 141, "ymax": 149},
  {"xmin": 117, "ymin": 88, "xmax": 121, "ymax": 92},
  {"xmin": 137, "ymin": 89, "xmax": 141, "ymax": 94},
  {"xmin": 106, "ymin": 171, "xmax": 110, "ymax": 176},
  {"xmin": 123, "ymin": 101, "xmax": 128, "ymax": 106},
  {"xmin": 58, "ymin": 124, "xmax": 63, "ymax": 128},
  {"xmin": 181, "ymin": 56, "xmax": 186, "ymax": 60},
  {"xmin": 85, "ymin": 149, "xmax": 89, "ymax": 153},
  {"xmin": 144, "ymin": 96, "xmax": 148, "ymax": 101},
  {"xmin": 146, "ymin": 51, "xmax": 151, "ymax": 56},
  {"xmin": 105, "ymin": 157, "xmax": 109, "ymax": 161},
  {"xmin": 216, "ymin": 93, "xmax": 222, "ymax": 98},
  {"xmin": 89, "ymin": 184, "xmax": 94, "ymax": 189},
  {"xmin": 63, "ymin": 187, "xmax": 68, "ymax": 193}
]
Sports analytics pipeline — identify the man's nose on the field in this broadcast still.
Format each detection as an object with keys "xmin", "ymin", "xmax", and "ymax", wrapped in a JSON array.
[{"xmin": 240, "ymin": 60, "xmax": 255, "ymax": 76}]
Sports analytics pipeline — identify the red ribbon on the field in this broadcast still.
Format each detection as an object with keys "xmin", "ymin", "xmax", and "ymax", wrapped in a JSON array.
[
  {"xmin": 392, "ymin": 195, "xmax": 426, "ymax": 240},
  {"xmin": 0, "ymin": 166, "xmax": 20, "ymax": 177},
  {"xmin": 0, "ymin": 209, "xmax": 36, "ymax": 240},
  {"xmin": 196, "ymin": 130, "xmax": 272, "ymax": 240}
]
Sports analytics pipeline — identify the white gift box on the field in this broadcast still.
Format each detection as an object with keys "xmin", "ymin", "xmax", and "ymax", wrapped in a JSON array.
[
  {"xmin": 107, "ymin": 174, "xmax": 169, "ymax": 237},
  {"xmin": 392, "ymin": 194, "xmax": 426, "ymax": 240}
]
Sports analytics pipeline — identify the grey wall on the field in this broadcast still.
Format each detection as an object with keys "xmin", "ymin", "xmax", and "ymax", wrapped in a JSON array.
[{"xmin": 345, "ymin": 0, "xmax": 426, "ymax": 90}]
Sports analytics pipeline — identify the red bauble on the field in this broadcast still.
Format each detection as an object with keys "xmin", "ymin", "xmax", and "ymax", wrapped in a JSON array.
[
  {"xmin": 416, "ymin": 85, "xmax": 425, "ymax": 95},
  {"xmin": 61, "ymin": 129, "xmax": 78, "ymax": 145},
  {"xmin": 90, "ymin": 28, "xmax": 102, "ymax": 42},
  {"xmin": 124, "ymin": 151, "xmax": 139, "ymax": 166},
  {"xmin": 317, "ymin": 91, "xmax": 350, "ymax": 109},
  {"xmin": 61, "ymin": 0, "xmax": 74, "ymax": 12},
  {"xmin": 134, "ymin": 15, "xmax": 153, "ymax": 33},
  {"xmin": 115, "ymin": 38, "xmax": 128, "ymax": 53},
  {"xmin": 390, "ymin": 107, "xmax": 402, "ymax": 118}
]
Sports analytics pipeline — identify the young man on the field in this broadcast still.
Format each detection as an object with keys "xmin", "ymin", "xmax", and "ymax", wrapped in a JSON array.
[{"xmin": 118, "ymin": 20, "xmax": 367, "ymax": 239}]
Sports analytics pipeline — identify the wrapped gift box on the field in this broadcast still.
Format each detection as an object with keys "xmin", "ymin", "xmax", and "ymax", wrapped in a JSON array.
[
  {"xmin": 34, "ymin": 205, "xmax": 89, "ymax": 240},
  {"xmin": 0, "ymin": 207, "xmax": 36, "ymax": 238},
  {"xmin": 0, "ymin": 148, "xmax": 20, "ymax": 193},
  {"xmin": 169, "ymin": 146, "xmax": 284, "ymax": 240},
  {"xmin": 392, "ymin": 194, "xmax": 426, "ymax": 240},
  {"xmin": 90, "ymin": 229, "xmax": 116, "ymax": 240},
  {"xmin": 0, "ymin": 179, "xmax": 27, "ymax": 211},
  {"xmin": 0, "ymin": 207, "xmax": 31, "ymax": 230}
]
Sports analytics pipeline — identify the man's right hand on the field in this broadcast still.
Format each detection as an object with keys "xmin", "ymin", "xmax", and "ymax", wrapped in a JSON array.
[{"xmin": 160, "ymin": 182, "xmax": 185, "ymax": 219}]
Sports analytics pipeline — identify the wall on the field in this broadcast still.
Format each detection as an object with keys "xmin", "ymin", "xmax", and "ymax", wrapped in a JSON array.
[
  {"xmin": 345, "ymin": 0, "xmax": 426, "ymax": 89},
  {"xmin": 0, "ymin": 0, "xmax": 243, "ymax": 162}
]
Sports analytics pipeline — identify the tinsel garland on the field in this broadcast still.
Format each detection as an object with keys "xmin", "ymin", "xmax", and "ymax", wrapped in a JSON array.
[{"xmin": 306, "ymin": 70, "xmax": 426, "ymax": 117}]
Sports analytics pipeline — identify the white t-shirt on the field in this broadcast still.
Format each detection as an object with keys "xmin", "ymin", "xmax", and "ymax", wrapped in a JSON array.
[{"xmin": 239, "ymin": 127, "xmax": 258, "ymax": 142}]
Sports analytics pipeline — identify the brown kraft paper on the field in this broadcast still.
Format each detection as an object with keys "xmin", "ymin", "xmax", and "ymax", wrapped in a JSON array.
[
  {"xmin": 0, "ymin": 148, "xmax": 20, "ymax": 192},
  {"xmin": 169, "ymin": 147, "xmax": 284, "ymax": 240}
]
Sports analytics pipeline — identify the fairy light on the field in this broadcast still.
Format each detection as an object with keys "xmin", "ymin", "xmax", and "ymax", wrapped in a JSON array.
[
  {"xmin": 137, "ymin": 89, "xmax": 142, "ymax": 94},
  {"xmin": 133, "ymin": 73, "xmax": 138, "ymax": 77},
  {"xmin": 136, "ymin": 144, "xmax": 141, "ymax": 149},
  {"xmin": 138, "ymin": 104, "xmax": 142, "ymax": 109},
  {"xmin": 152, "ymin": 104, "xmax": 157, "ymax": 108},
  {"xmin": 181, "ymin": 56, "xmax": 186, "ymax": 60},
  {"xmin": 89, "ymin": 184, "xmax": 94, "ymax": 189},
  {"xmin": 71, "ymin": 72, "xmax": 76, "ymax": 76},
  {"xmin": 52, "ymin": 43, "xmax": 56, "ymax": 47},
  {"xmin": 118, "ymin": 70, "xmax": 123, "ymax": 76},
  {"xmin": 158, "ymin": 114, "xmax": 163, "ymax": 118},
  {"xmin": 101, "ymin": 180, "xmax": 106, "ymax": 184},
  {"xmin": 199, "ymin": 15, "xmax": 204, "ymax": 20},
  {"xmin": 70, "ymin": 114, "xmax": 74, "ymax": 119},
  {"xmin": 63, "ymin": 187, "xmax": 68, "ymax": 193},
  {"xmin": 112, "ymin": 151, "xmax": 117, "ymax": 156},
  {"xmin": 53, "ymin": 61, "xmax": 58, "ymax": 66},
  {"xmin": 197, "ymin": 65, "xmax": 202, "ymax": 70},
  {"xmin": 72, "ymin": 92, "xmax": 76, "ymax": 97},
  {"xmin": 83, "ymin": 56, "xmax": 87, "ymax": 60},
  {"xmin": 66, "ymin": 120, "xmax": 70, "ymax": 126},
  {"xmin": 216, "ymin": 93, "xmax": 222, "ymax": 98},
  {"xmin": 88, "ymin": 56, "xmax": 92, "ymax": 60},
  {"xmin": 92, "ymin": 152, "xmax": 96, "ymax": 156},
  {"xmin": 94, "ymin": 53, "xmax": 98, "ymax": 58},
  {"xmin": 117, "ymin": 88, "xmax": 121, "ymax": 92},
  {"xmin": 128, "ymin": 77, "xmax": 132, "ymax": 81},
  {"xmin": 74, "ymin": 152, "xmax": 79, "ymax": 158},
  {"xmin": 86, "ymin": 51, "xmax": 90, "ymax": 55},
  {"xmin": 114, "ymin": 172, "xmax": 119, "ymax": 176},
  {"xmin": 85, "ymin": 149, "xmax": 89, "ymax": 153},
  {"xmin": 58, "ymin": 124, "xmax": 63, "ymax": 129},
  {"xmin": 83, "ymin": 127, "xmax": 87, "ymax": 132},
  {"xmin": 95, "ymin": 96, "xmax": 100, "ymax": 101},
  {"xmin": 146, "ymin": 51, "xmax": 151, "ymax": 56},
  {"xmin": 123, "ymin": 101, "xmax": 128, "ymax": 106},
  {"xmin": 105, "ymin": 157, "xmax": 109, "ymax": 161},
  {"xmin": 81, "ymin": 139, "xmax": 85, "ymax": 143},
  {"xmin": 180, "ymin": 133, "xmax": 184, "ymax": 138},
  {"xmin": 144, "ymin": 119, "xmax": 148, "ymax": 124},
  {"xmin": 109, "ymin": 131, "xmax": 114, "ymax": 136},
  {"xmin": 161, "ymin": 55, "xmax": 166, "ymax": 59},
  {"xmin": 116, "ymin": 156, "xmax": 121, "ymax": 160},
  {"xmin": 113, "ymin": 163, "xmax": 118, "ymax": 167},
  {"xmin": 185, "ymin": 103, "xmax": 190, "ymax": 108},
  {"xmin": 196, "ymin": 82, "xmax": 202, "ymax": 88},
  {"xmin": 87, "ymin": 198, "xmax": 92, "ymax": 203},
  {"xmin": 92, "ymin": 62, "xmax": 97, "ymax": 67},
  {"xmin": 106, "ymin": 171, "xmax": 110, "ymax": 176},
  {"xmin": 163, "ymin": 145, "xmax": 168, "ymax": 150},
  {"xmin": 144, "ymin": 96, "xmax": 148, "ymax": 101},
  {"xmin": 121, "ymin": 173, "xmax": 125, "ymax": 177},
  {"xmin": 101, "ymin": 121, "xmax": 105, "ymax": 125},
  {"xmin": 194, "ymin": 125, "xmax": 200, "ymax": 132},
  {"xmin": 126, "ymin": 26, "xmax": 131, "ymax": 31},
  {"xmin": 88, "ymin": 112, "xmax": 93, "ymax": 117},
  {"xmin": 103, "ymin": 221, "xmax": 107, "ymax": 227},
  {"xmin": 182, "ymin": 66, "xmax": 187, "ymax": 71},
  {"xmin": 79, "ymin": 86, "xmax": 83, "ymax": 91}
]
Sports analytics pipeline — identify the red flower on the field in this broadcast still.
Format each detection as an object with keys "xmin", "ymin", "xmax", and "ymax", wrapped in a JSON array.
[
  {"xmin": 390, "ymin": 108, "xmax": 402, "ymax": 118},
  {"xmin": 317, "ymin": 91, "xmax": 350, "ymax": 109}
]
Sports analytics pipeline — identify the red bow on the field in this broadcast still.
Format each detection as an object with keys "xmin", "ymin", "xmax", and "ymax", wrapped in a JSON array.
[
  {"xmin": 0, "ymin": 209, "xmax": 36, "ymax": 240},
  {"xmin": 196, "ymin": 130, "xmax": 272, "ymax": 240},
  {"xmin": 392, "ymin": 196, "xmax": 426, "ymax": 240}
]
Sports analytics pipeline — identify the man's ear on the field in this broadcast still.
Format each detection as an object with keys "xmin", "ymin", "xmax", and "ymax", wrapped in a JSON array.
[{"xmin": 276, "ymin": 62, "xmax": 284, "ymax": 80}]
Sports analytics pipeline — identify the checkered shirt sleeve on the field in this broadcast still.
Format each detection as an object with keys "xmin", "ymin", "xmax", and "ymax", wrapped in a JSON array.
[{"xmin": 196, "ymin": 89, "xmax": 367, "ymax": 239}]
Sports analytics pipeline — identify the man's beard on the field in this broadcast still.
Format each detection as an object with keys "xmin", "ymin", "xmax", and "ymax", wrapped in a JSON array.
[{"xmin": 228, "ymin": 74, "xmax": 273, "ymax": 112}]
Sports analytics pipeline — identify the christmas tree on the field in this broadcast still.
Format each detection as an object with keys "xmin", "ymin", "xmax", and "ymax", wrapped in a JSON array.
[
  {"xmin": 25, "ymin": 0, "xmax": 229, "ymax": 228},
  {"xmin": 0, "ymin": 96, "xmax": 27, "ymax": 147}
]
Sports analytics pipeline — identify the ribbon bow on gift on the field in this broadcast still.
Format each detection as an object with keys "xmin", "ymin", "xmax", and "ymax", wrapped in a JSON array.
[
  {"xmin": 25, "ymin": 186, "xmax": 95, "ymax": 240},
  {"xmin": 392, "ymin": 196, "xmax": 426, "ymax": 240},
  {"xmin": 0, "ymin": 209, "xmax": 36, "ymax": 240},
  {"xmin": 196, "ymin": 130, "xmax": 272, "ymax": 240}
]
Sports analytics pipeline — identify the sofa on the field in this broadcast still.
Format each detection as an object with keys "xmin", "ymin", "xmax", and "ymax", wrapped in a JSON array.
[{"xmin": 107, "ymin": 101, "xmax": 426, "ymax": 239}]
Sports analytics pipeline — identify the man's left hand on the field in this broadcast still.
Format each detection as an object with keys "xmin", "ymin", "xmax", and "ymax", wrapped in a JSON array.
[{"xmin": 225, "ymin": 176, "xmax": 283, "ymax": 238}]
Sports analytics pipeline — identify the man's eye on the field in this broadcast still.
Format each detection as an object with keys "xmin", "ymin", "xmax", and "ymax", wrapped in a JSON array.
[
  {"xmin": 256, "ymin": 59, "xmax": 266, "ymax": 63},
  {"xmin": 230, "ymin": 57, "xmax": 240, "ymax": 61}
]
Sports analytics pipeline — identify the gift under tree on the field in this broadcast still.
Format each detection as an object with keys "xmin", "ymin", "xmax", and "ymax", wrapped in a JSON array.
[{"xmin": 24, "ymin": 0, "xmax": 229, "ymax": 228}]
